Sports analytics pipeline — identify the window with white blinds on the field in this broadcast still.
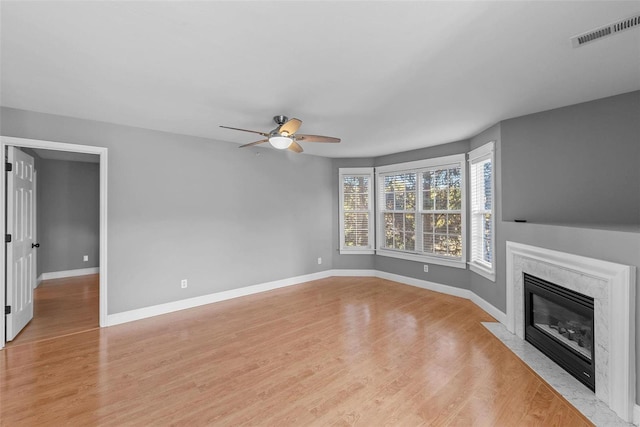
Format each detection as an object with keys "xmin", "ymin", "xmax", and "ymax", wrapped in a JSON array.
[
  {"xmin": 376, "ymin": 155, "xmax": 466, "ymax": 268},
  {"xmin": 339, "ymin": 168, "xmax": 375, "ymax": 254},
  {"xmin": 469, "ymin": 141, "xmax": 495, "ymax": 281}
]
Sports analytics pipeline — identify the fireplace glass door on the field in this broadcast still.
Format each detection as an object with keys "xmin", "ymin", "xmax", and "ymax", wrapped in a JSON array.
[
  {"xmin": 531, "ymin": 294, "xmax": 593, "ymax": 360},
  {"xmin": 524, "ymin": 273, "xmax": 595, "ymax": 391}
]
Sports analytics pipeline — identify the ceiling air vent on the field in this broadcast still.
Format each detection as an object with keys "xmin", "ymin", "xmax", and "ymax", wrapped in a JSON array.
[{"xmin": 571, "ymin": 13, "xmax": 640, "ymax": 48}]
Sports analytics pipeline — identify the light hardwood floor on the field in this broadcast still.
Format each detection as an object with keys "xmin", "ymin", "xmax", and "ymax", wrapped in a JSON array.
[
  {"xmin": 0, "ymin": 276, "xmax": 592, "ymax": 426},
  {"xmin": 4, "ymin": 274, "xmax": 99, "ymax": 348}
]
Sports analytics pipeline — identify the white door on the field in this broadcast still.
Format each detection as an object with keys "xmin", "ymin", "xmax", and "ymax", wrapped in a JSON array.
[{"xmin": 6, "ymin": 146, "xmax": 36, "ymax": 341}]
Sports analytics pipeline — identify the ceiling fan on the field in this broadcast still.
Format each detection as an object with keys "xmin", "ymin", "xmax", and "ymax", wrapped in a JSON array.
[{"xmin": 220, "ymin": 115, "xmax": 341, "ymax": 153}]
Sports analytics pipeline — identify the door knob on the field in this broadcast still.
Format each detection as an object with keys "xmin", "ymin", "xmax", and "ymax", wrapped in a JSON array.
[{"xmin": 32, "ymin": 243, "xmax": 40, "ymax": 248}]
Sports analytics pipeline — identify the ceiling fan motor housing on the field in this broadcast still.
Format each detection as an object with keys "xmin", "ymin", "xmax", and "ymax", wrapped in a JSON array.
[{"xmin": 273, "ymin": 115, "xmax": 288, "ymax": 126}]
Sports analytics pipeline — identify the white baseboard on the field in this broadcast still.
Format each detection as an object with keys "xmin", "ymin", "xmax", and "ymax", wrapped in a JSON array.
[
  {"xmin": 106, "ymin": 270, "xmax": 333, "ymax": 327},
  {"xmin": 330, "ymin": 269, "xmax": 377, "ymax": 277},
  {"xmin": 634, "ymin": 403, "xmax": 640, "ymax": 426},
  {"xmin": 40, "ymin": 267, "xmax": 100, "ymax": 281},
  {"xmin": 106, "ymin": 268, "xmax": 507, "ymax": 334},
  {"xmin": 375, "ymin": 270, "xmax": 471, "ymax": 299},
  {"xmin": 468, "ymin": 292, "xmax": 508, "ymax": 324},
  {"xmin": 372, "ymin": 270, "xmax": 506, "ymax": 324}
]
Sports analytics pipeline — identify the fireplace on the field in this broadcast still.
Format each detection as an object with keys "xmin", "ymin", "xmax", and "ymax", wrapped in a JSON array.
[
  {"xmin": 506, "ymin": 241, "xmax": 636, "ymax": 422},
  {"xmin": 524, "ymin": 273, "xmax": 595, "ymax": 391}
]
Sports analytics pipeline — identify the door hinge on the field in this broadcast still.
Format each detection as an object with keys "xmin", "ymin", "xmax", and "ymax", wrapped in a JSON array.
[
  {"xmin": 5, "ymin": 306, "xmax": 10, "ymax": 315},
  {"xmin": 5, "ymin": 162, "xmax": 12, "ymax": 172},
  {"xmin": 5, "ymin": 234, "xmax": 11, "ymax": 243}
]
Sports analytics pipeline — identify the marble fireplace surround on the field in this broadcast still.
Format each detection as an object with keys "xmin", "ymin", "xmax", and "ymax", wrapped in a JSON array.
[{"xmin": 506, "ymin": 241, "xmax": 636, "ymax": 422}]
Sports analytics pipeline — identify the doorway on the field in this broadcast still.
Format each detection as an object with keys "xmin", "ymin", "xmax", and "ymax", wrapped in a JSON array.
[
  {"xmin": 4, "ymin": 274, "xmax": 99, "ymax": 347},
  {"xmin": 1, "ymin": 136, "xmax": 108, "ymax": 349}
]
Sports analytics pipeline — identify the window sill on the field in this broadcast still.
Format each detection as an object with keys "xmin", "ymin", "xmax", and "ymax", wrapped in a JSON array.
[
  {"xmin": 376, "ymin": 249, "xmax": 466, "ymax": 269},
  {"xmin": 339, "ymin": 248, "xmax": 375, "ymax": 255},
  {"xmin": 469, "ymin": 262, "xmax": 496, "ymax": 282}
]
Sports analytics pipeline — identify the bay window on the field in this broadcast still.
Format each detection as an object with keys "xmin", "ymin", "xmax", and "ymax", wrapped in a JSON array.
[
  {"xmin": 376, "ymin": 155, "xmax": 466, "ymax": 268},
  {"xmin": 468, "ymin": 141, "xmax": 495, "ymax": 280}
]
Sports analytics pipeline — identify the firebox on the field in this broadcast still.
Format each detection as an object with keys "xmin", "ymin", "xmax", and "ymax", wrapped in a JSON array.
[{"xmin": 524, "ymin": 273, "xmax": 595, "ymax": 391}]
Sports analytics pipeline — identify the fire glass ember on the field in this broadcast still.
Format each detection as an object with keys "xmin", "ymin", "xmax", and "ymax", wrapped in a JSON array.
[{"xmin": 532, "ymin": 294, "xmax": 593, "ymax": 360}]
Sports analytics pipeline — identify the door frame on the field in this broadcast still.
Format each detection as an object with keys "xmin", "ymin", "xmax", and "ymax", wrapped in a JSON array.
[{"xmin": 1, "ymin": 136, "xmax": 108, "ymax": 349}]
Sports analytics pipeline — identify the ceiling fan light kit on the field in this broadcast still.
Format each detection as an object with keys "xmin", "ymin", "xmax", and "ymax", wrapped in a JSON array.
[
  {"xmin": 220, "ymin": 115, "xmax": 341, "ymax": 154},
  {"xmin": 268, "ymin": 135, "xmax": 293, "ymax": 149}
]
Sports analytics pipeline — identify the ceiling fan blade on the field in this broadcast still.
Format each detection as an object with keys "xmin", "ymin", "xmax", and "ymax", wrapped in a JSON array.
[
  {"xmin": 278, "ymin": 118, "xmax": 302, "ymax": 136},
  {"xmin": 288, "ymin": 141, "xmax": 303, "ymax": 153},
  {"xmin": 239, "ymin": 139, "xmax": 268, "ymax": 148},
  {"xmin": 296, "ymin": 134, "xmax": 341, "ymax": 143},
  {"xmin": 220, "ymin": 125, "xmax": 269, "ymax": 137}
]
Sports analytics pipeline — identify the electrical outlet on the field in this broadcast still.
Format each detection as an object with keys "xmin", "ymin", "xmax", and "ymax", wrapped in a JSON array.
[
  {"xmin": 181, "ymin": 279, "xmax": 188, "ymax": 289},
  {"xmin": 423, "ymin": 265, "xmax": 429, "ymax": 273},
  {"xmin": 317, "ymin": 257, "xmax": 322, "ymax": 265},
  {"xmin": 83, "ymin": 255, "xmax": 89, "ymax": 262}
]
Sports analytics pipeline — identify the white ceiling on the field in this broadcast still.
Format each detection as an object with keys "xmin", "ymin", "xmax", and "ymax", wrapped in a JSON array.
[{"xmin": 1, "ymin": 1, "xmax": 639, "ymax": 158}]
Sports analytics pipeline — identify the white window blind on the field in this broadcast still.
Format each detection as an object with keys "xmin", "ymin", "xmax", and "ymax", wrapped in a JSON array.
[
  {"xmin": 469, "ymin": 141, "xmax": 495, "ymax": 280},
  {"xmin": 376, "ymin": 155, "xmax": 466, "ymax": 268},
  {"xmin": 381, "ymin": 172, "xmax": 416, "ymax": 252},
  {"xmin": 339, "ymin": 168, "xmax": 374, "ymax": 254}
]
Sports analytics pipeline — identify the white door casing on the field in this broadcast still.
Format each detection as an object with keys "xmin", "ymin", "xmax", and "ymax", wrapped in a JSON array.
[
  {"xmin": 6, "ymin": 147, "xmax": 36, "ymax": 341},
  {"xmin": 33, "ymin": 170, "xmax": 38, "ymax": 289},
  {"xmin": 1, "ymin": 136, "xmax": 108, "ymax": 349}
]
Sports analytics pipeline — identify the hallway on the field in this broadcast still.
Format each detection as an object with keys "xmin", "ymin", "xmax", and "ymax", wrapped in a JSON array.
[{"xmin": 5, "ymin": 274, "xmax": 99, "ymax": 348}]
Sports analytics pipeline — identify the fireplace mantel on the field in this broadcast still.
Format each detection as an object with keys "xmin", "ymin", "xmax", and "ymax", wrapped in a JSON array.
[{"xmin": 505, "ymin": 241, "xmax": 636, "ymax": 422}]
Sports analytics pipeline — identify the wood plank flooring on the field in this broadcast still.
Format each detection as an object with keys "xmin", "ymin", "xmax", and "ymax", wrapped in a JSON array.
[
  {"xmin": 0, "ymin": 277, "xmax": 592, "ymax": 426},
  {"xmin": 4, "ymin": 274, "xmax": 99, "ymax": 348}
]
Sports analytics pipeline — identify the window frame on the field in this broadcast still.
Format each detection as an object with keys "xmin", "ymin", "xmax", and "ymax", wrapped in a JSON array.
[
  {"xmin": 339, "ymin": 167, "xmax": 375, "ymax": 254},
  {"xmin": 375, "ymin": 154, "xmax": 467, "ymax": 269},
  {"xmin": 468, "ymin": 141, "xmax": 496, "ymax": 281}
]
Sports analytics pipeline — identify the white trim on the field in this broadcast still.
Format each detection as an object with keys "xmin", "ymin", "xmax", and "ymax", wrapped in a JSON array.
[
  {"xmin": 468, "ymin": 140, "xmax": 495, "ymax": 280},
  {"xmin": 339, "ymin": 249, "xmax": 376, "ymax": 255},
  {"xmin": 377, "ymin": 249, "xmax": 467, "ymax": 269},
  {"xmin": 469, "ymin": 291, "xmax": 506, "ymax": 324},
  {"xmin": 107, "ymin": 270, "xmax": 334, "ymax": 326},
  {"xmin": 634, "ymin": 404, "xmax": 640, "ymax": 426},
  {"xmin": 39, "ymin": 267, "xmax": 100, "ymax": 281},
  {"xmin": 468, "ymin": 262, "xmax": 495, "ymax": 282},
  {"xmin": 374, "ymin": 270, "xmax": 506, "ymax": 324},
  {"xmin": 330, "ymin": 269, "xmax": 377, "ymax": 277},
  {"xmin": 468, "ymin": 140, "xmax": 495, "ymax": 161},
  {"xmin": 1, "ymin": 136, "xmax": 108, "ymax": 350},
  {"xmin": 104, "ymin": 267, "xmax": 505, "ymax": 336},
  {"xmin": 338, "ymin": 167, "xmax": 375, "ymax": 254},
  {"xmin": 33, "ymin": 169, "xmax": 38, "ymax": 289},
  {"xmin": 506, "ymin": 241, "xmax": 636, "ymax": 422},
  {"xmin": 376, "ymin": 153, "xmax": 465, "ymax": 174},
  {"xmin": 376, "ymin": 270, "xmax": 470, "ymax": 299}
]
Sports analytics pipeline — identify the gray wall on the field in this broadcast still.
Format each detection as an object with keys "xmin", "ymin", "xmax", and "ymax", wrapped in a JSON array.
[
  {"xmin": 1, "ymin": 107, "xmax": 335, "ymax": 314},
  {"xmin": 502, "ymin": 91, "xmax": 640, "ymax": 225},
  {"xmin": 497, "ymin": 91, "xmax": 640, "ymax": 404},
  {"xmin": 37, "ymin": 159, "xmax": 100, "ymax": 275}
]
